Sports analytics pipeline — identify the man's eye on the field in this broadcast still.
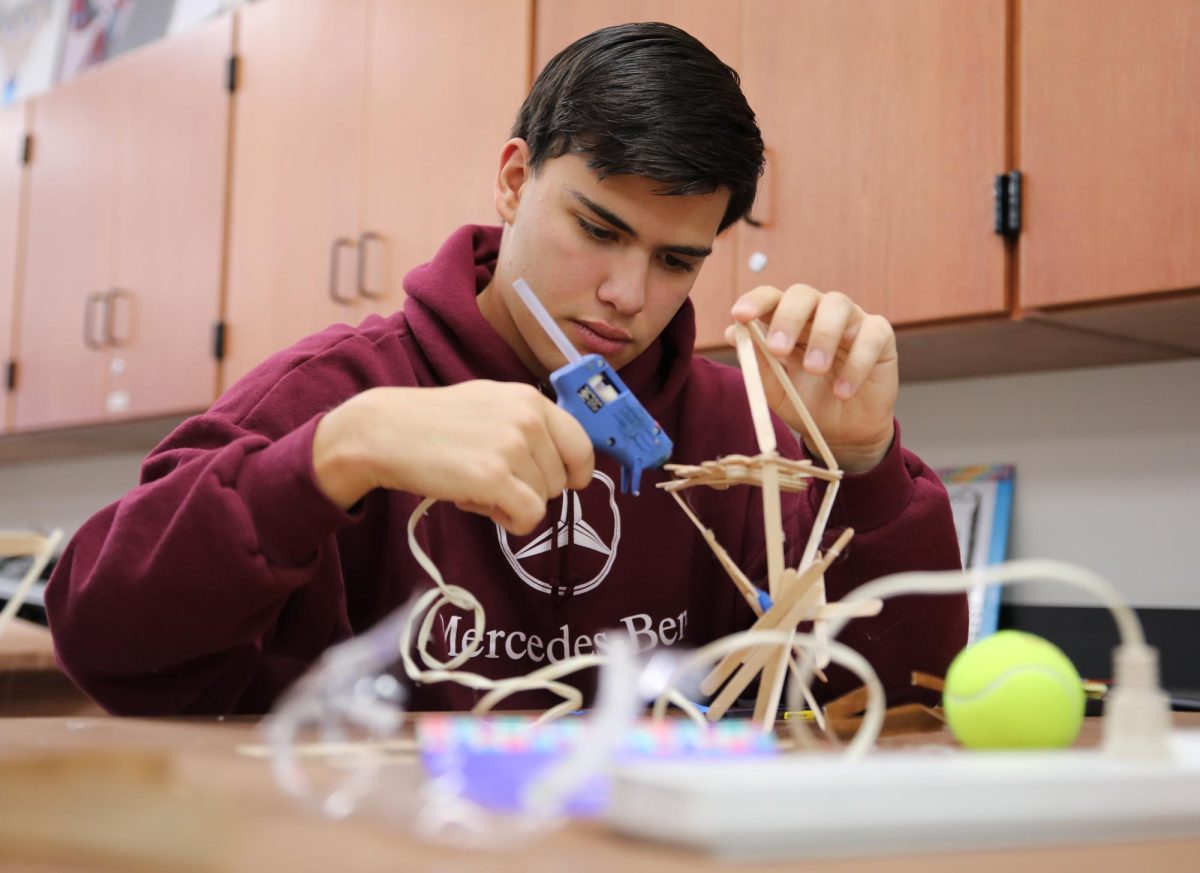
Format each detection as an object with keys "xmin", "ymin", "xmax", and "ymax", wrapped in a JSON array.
[
  {"xmin": 577, "ymin": 217, "xmax": 616, "ymax": 242},
  {"xmin": 662, "ymin": 254, "xmax": 696, "ymax": 274}
]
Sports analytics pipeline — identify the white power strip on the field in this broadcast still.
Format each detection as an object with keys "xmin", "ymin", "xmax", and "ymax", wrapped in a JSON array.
[{"xmin": 605, "ymin": 730, "xmax": 1200, "ymax": 861}]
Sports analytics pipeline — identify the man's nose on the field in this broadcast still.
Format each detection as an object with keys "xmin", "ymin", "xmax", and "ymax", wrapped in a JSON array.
[{"xmin": 596, "ymin": 254, "xmax": 648, "ymax": 315}]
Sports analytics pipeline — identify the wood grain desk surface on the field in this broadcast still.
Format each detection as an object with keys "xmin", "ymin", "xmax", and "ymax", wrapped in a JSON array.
[
  {"xmin": 0, "ymin": 617, "xmax": 56, "ymax": 671},
  {"xmin": 0, "ymin": 619, "xmax": 104, "ymax": 716},
  {"xmin": 1, "ymin": 713, "xmax": 1198, "ymax": 873}
]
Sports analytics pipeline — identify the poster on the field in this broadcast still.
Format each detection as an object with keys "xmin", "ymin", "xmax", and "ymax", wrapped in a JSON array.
[{"xmin": 0, "ymin": 0, "xmax": 67, "ymax": 103}]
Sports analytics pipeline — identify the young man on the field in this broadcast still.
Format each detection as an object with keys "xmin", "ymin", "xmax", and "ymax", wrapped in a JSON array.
[{"xmin": 46, "ymin": 23, "xmax": 965, "ymax": 714}]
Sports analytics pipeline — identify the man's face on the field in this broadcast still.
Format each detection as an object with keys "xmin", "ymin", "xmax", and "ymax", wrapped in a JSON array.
[{"xmin": 482, "ymin": 142, "xmax": 730, "ymax": 376}]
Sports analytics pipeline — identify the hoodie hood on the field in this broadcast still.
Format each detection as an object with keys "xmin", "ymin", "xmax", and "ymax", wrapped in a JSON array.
[{"xmin": 401, "ymin": 225, "xmax": 697, "ymax": 416}]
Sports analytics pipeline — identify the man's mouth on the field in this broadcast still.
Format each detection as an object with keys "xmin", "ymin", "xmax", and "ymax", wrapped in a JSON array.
[{"xmin": 571, "ymin": 320, "xmax": 634, "ymax": 356}]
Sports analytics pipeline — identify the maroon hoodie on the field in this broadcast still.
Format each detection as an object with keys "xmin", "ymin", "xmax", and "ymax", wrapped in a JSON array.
[{"xmin": 45, "ymin": 225, "xmax": 966, "ymax": 715}]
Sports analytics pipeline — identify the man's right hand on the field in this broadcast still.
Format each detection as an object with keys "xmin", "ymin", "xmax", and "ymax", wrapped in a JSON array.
[{"xmin": 312, "ymin": 382, "xmax": 595, "ymax": 534}]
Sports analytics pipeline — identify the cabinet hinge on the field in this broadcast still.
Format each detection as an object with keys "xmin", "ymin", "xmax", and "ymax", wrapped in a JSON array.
[
  {"xmin": 5, "ymin": 359, "xmax": 16, "ymax": 392},
  {"xmin": 20, "ymin": 134, "xmax": 32, "ymax": 166},
  {"xmin": 993, "ymin": 170, "xmax": 1022, "ymax": 238},
  {"xmin": 212, "ymin": 321, "xmax": 226, "ymax": 361},
  {"xmin": 226, "ymin": 54, "xmax": 239, "ymax": 93}
]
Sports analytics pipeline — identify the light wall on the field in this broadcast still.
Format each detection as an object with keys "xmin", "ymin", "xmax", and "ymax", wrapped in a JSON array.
[
  {"xmin": 0, "ymin": 451, "xmax": 145, "ymax": 542},
  {"xmin": 897, "ymin": 358, "xmax": 1200, "ymax": 609}
]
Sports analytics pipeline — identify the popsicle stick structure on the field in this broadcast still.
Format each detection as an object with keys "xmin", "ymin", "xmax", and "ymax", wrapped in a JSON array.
[
  {"xmin": 659, "ymin": 322, "xmax": 880, "ymax": 728},
  {"xmin": 281, "ymin": 319, "xmax": 884, "ymax": 744}
]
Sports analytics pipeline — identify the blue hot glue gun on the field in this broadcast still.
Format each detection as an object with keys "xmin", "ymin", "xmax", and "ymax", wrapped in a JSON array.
[{"xmin": 513, "ymin": 278, "xmax": 673, "ymax": 495}]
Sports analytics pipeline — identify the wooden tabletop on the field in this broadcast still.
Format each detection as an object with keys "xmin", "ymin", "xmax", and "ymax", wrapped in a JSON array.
[
  {"xmin": 0, "ymin": 617, "xmax": 56, "ymax": 671},
  {"xmin": 0, "ymin": 713, "xmax": 1198, "ymax": 873},
  {"xmin": 0, "ymin": 619, "xmax": 103, "ymax": 717}
]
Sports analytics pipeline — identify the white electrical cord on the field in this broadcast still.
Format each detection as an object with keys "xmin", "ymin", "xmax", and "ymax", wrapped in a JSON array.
[
  {"xmin": 811, "ymin": 559, "xmax": 1173, "ymax": 760},
  {"xmin": 650, "ymin": 628, "xmax": 886, "ymax": 758},
  {"xmin": 270, "ymin": 495, "xmax": 1173, "ymax": 835},
  {"xmin": 399, "ymin": 497, "xmax": 610, "ymax": 722}
]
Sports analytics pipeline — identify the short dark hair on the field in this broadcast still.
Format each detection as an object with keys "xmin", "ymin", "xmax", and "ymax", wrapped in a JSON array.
[{"xmin": 512, "ymin": 22, "xmax": 764, "ymax": 233}]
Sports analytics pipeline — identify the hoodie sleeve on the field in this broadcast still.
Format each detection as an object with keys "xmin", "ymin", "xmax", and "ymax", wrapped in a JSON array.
[
  {"xmin": 43, "ymin": 411, "xmax": 361, "ymax": 715},
  {"xmin": 801, "ymin": 421, "xmax": 967, "ymax": 705},
  {"xmin": 40, "ymin": 320, "xmax": 410, "ymax": 716}
]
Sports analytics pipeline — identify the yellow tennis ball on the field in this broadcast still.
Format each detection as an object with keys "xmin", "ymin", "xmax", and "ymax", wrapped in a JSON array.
[{"xmin": 943, "ymin": 630, "xmax": 1085, "ymax": 750}]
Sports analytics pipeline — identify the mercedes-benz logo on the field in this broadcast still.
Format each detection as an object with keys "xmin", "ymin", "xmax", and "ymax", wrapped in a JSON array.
[{"xmin": 496, "ymin": 470, "xmax": 621, "ymax": 595}]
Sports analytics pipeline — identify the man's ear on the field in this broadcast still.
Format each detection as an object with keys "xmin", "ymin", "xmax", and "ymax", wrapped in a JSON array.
[{"xmin": 494, "ymin": 138, "xmax": 532, "ymax": 224}]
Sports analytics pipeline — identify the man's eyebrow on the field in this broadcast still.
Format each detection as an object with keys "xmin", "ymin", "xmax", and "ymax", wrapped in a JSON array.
[
  {"xmin": 571, "ymin": 189, "xmax": 637, "ymax": 236},
  {"xmin": 570, "ymin": 189, "xmax": 713, "ymax": 259},
  {"xmin": 663, "ymin": 242, "xmax": 713, "ymax": 258}
]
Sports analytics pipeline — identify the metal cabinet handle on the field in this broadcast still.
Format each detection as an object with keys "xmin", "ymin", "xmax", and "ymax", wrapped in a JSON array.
[
  {"xmin": 82, "ymin": 291, "xmax": 106, "ymax": 350},
  {"xmin": 103, "ymin": 287, "xmax": 133, "ymax": 347},
  {"xmin": 357, "ymin": 231, "xmax": 384, "ymax": 299},
  {"xmin": 329, "ymin": 237, "xmax": 357, "ymax": 304}
]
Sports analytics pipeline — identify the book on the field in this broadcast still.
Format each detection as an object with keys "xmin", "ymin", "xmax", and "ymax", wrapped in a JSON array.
[{"xmin": 936, "ymin": 464, "xmax": 1015, "ymax": 643}]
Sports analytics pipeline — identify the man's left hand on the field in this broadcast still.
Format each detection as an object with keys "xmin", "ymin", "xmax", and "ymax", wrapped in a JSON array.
[{"xmin": 726, "ymin": 283, "xmax": 897, "ymax": 473}]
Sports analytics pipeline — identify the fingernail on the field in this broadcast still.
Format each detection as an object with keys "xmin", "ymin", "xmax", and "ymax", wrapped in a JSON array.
[
  {"xmin": 731, "ymin": 301, "xmax": 756, "ymax": 319},
  {"xmin": 768, "ymin": 330, "xmax": 791, "ymax": 353},
  {"xmin": 804, "ymin": 349, "xmax": 828, "ymax": 370},
  {"xmin": 834, "ymin": 379, "xmax": 855, "ymax": 399}
]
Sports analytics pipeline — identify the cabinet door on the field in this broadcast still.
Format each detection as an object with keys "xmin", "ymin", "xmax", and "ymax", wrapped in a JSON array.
[
  {"xmin": 533, "ymin": 0, "xmax": 743, "ymax": 350},
  {"xmin": 15, "ymin": 72, "xmax": 118, "ymax": 431},
  {"xmin": 223, "ymin": 0, "xmax": 369, "ymax": 388},
  {"xmin": 0, "ymin": 104, "xmax": 26, "ymax": 434},
  {"xmin": 1019, "ymin": 0, "xmax": 1200, "ymax": 308},
  {"xmin": 360, "ymin": 0, "xmax": 530, "ymax": 310},
  {"xmin": 737, "ymin": 0, "xmax": 1008, "ymax": 326},
  {"xmin": 107, "ymin": 15, "xmax": 231, "ymax": 419}
]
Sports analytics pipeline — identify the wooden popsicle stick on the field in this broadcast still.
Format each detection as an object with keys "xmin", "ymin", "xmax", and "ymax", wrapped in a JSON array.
[
  {"xmin": 669, "ymin": 491, "xmax": 764, "ymax": 616},
  {"xmin": 699, "ymin": 544, "xmax": 835, "ymax": 695},
  {"xmin": 236, "ymin": 737, "xmax": 419, "ymax": 759},
  {"xmin": 701, "ymin": 566, "xmax": 811, "ymax": 696},
  {"xmin": 662, "ymin": 455, "xmax": 843, "ymax": 490},
  {"xmin": 699, "ymin": 528, "xmax": 854, "ymax": 698},
  {"xmin": 802, "ymin": 484, "xmax": 842, "ymax": 669},
  {"xmin": 701, "ymin": 567, "xmax": 825, "ymax": 699},
  {"xmin": 824, "ymin": 684, "xmax": 870, "ymax": 720},
  {"xmin": 800, "ymin": 479, "xmax": 840, "ymax": 573},
  {"xmin": 912, "ymin": 671, "xmax": 946, "ymax": 693},
  {"xmin": 790, "ymin": 525, "xmax": 853, "ymax": 611},
  {"xmin": 761, "ymin": 458, "xmax": 784, "ymax": 598},
  {"xmin": 706, "ymin": 582, "xmax": 825, "ymax": 720},
  {"xmin": 748, "ymin": 321, "xmax": 838, "ymax": 471},
  {"xmin": 754, "ymin": 644, "xmax": 790, "ymax": 725},
  {"xmin": 787, "ymin": 652, "xmax": 829, "ymax": 708},
  {"xmin": 734, "ymin": 322, "xmax": 778, "ymax": 455}
]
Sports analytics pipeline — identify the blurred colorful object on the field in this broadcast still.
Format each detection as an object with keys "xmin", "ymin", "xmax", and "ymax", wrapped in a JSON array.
[{"xmin": 417, "ymin": 714, "xmax": 778, "ymax": 817}]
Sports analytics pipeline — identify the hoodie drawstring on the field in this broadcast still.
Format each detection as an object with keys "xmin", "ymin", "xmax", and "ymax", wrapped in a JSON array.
[{"xmin": 550, "ymin": 492, "xmax": 579, "ymax": 604}]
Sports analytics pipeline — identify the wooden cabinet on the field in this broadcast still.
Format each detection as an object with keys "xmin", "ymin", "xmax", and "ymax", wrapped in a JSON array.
[
  {"xmin": 222, "ymin": 0, "xmax": 531, "ymax": 388},
  {"xmin": 3, "ymin": 1, "xmax": 1199, "ymax": 450},
  {"xmin": 0, "ymin": 104, "xmax": 27, "ymax": 435},
  {"xmin": 899, "ymin": 0, "xmax": 1200, "ymax": 378},
  {"xmin": 16, "ymin": 69, "xmax": 117, "ymax": 430},
  {"xmin": 222, "ymin": 0, "xmax": 367, "ymax": 388},
  {"xmin": 13, "ymin": 16, "xmax": 231, "ymax": 432},
  {"xmin": 533, "ymin": 0, "xmax": 743, "ymax": 350},
  {"xmin": 735, "ymin": 0, "xmax": 1009, "ymax": 327},
  {"xmin": 1018, "ymin": 0, "xmax": 1200, "ymax": 310},
  {"xmin": 361, "ymin": 1, "xmax": 530, "ymax": 318}
]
